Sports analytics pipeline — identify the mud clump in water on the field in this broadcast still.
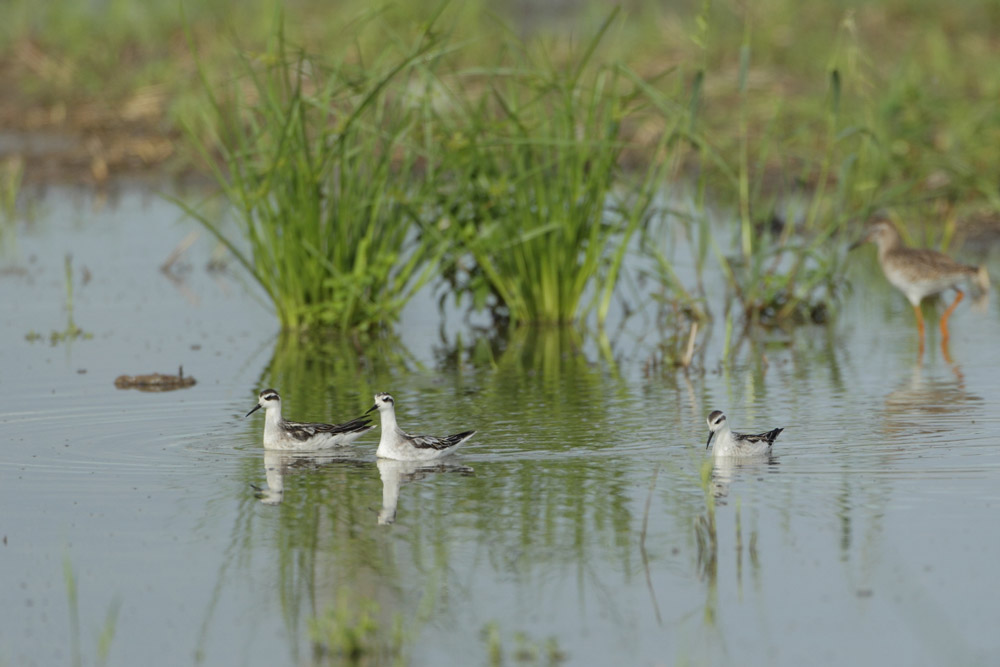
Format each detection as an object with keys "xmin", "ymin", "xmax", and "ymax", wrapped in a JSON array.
[{"xmin": 114, "ymin": 366, "xmax": 196, "ymax": 391}]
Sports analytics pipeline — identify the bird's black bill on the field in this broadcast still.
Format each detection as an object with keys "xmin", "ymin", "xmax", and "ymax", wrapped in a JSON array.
[
  {"xmin": 245, "ymin": 403, "xmax": 262, "ymax": 418},
  {"xmin": 847, "ymin": 237, "xmax": 867, "ymax": 251},
  {"xmin": 705, "ymin": 431, "xmax": 714, "ymax": 449},
  {"xmin": 364, "ymin": 404, "xmax": 377, "ymax": 415}
]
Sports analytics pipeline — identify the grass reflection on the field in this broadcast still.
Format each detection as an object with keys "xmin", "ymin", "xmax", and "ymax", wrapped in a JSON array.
[
  {"xmin": 225, "ymin": 325, "xmax": 660, "ymax": 663},
  {"xmin": 252, "ymin": 330, "xmax": 416, "ymax": 422}
]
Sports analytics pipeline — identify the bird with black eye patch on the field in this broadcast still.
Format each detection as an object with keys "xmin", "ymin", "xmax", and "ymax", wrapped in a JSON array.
[
  {"xmin": 705, "ymin": 410, "xmax": 782, "ymax": 457},
  {"xmin": 245, "ymin": 389, "xmax": 375, "ymax": 450},
  {"xmin": 365, "ymin": 392, "xmax": 475, "ymax": 461}
]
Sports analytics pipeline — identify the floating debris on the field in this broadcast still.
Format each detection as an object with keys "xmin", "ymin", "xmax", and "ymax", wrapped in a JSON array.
[{"xmin": 114, "ymin": 365, "xmax": 196, "ymax": 391}]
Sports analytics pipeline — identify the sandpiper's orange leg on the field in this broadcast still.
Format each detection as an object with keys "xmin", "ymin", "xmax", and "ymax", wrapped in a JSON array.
[
  {"xmin": 912, "ymin": 303, "xmax": 925, "ymax": 354},
  {"xmin": 939, "ymin": 289, "xmax": 964, "ymax": 345},
  {"xmin": 942, "ymin": 341, "xmax": 954, "ymax": 365}
]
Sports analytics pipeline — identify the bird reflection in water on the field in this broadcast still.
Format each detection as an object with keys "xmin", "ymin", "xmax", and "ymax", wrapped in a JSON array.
[
  {"xmin": 710, "ymin": 456, "xmax": 779, "ymax": 503},
  {"xmin": 881, "ymin": 361, "xmax": 982, "ymax": 437},
  {"xmin": 377, "ymin": 458, "xmax": 474, "ymax": 525},
  {"xmin": 253, "ymin": 450, "xmax": 363, "ymax": 505}
]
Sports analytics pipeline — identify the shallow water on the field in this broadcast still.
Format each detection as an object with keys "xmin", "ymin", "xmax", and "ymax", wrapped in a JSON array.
[{"xmin": 2, "ymin": 188, "xmax": 1000, "ymax": 666}]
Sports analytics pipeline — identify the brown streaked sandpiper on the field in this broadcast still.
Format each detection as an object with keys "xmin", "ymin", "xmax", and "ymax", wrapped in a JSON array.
[{"xmin": 850, "ymin": 218, "xmax": 989, "ymax": 352}]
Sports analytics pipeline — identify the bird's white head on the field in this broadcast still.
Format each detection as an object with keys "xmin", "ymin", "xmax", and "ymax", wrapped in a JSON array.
[
  {"xmin": 246, "ymin": 388, "xmax": 281, "ymax": 417},
  {"xmin": 706, "ymin": 410, "xmax": 727, "ymax": 449},
  {"xmin": 366, "ymin": 393, "xmax": 394, "ymax": 415},
  {"xmin": 850, "ymin": 218, "xmax": 900, "ymax": 253}
]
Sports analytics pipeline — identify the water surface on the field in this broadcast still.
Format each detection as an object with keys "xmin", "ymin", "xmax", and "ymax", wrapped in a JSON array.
[{"xmin": 2, "ymin": 188, "xmax": 999, "ymax": 666}]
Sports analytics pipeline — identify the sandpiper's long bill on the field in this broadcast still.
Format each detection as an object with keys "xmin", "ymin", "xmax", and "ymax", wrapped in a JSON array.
[
  {"xmin": 705, "ymin": 410, "xmax": 782, "ymax": 458},
  {"xmin": 850, "ymin": 218, "xmax": 989, "ymax": 352},
  {"xmin": 365, "ymin": 392, "xmax": 475, "ymax": 461},
  {"xmin": 246, "ymin": 388, "xmax": 375, "ymax": 451}
]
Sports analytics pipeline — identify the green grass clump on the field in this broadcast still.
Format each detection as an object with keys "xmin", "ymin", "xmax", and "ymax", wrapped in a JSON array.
[
  {"xmin": 180, "ymin": 10, "xmax": 671, "ymax": 333},
  {"xmin": 435, "ymin": 12, "xmax": 666, "ymax": 326},
  {"xmin": 177, "ymin": 18, "xmax": 445, "ymax": 333}
]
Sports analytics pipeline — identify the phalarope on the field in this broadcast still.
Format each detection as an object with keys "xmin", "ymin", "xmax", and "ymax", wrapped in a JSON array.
[
  {"xmin": 245, "ymin": 388, "xmax": 375, "ymax": 450},
  {"xmin": 705, "ymin": 410, "xmax": 782, "ymax": 457},
  {"xmin": 365, "ymin": 392, "xmax": 475, "ymax": 461},
  {"xmin": 850, "ymin": 218, "xmax": 989, "ymax": 350}
]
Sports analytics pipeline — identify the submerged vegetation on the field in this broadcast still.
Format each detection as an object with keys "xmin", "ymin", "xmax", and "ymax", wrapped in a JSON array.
[
  {"xmin": 3, "ymin": 0, "xmax": 999, "ymax": 338},
  {"xmin": 63, "ymin": 553, "xmax": 120, "ymax": 667},
  {"xmin": 25, "ymin": 254, "xmax": 92, "ymax": 345},
  {"xmin": 308, "ymin": 594, "xmax": 406, "ymax": 664},
  {"xmin": 482, "ymin": 622, "xmax": 566, "ymax": 666}
]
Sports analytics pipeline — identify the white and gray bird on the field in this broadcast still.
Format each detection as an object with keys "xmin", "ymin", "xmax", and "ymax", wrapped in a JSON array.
[
  {"xmin": 245, "ymin": 388, "xmax": 375, "ymax": 450},
  {"xmin": 705, "ymin": 410, "xmax": 783, "ymax": 457},
  {"xmin": 366, "ymin": 392, "xmax": 475, "ymax": 461}
]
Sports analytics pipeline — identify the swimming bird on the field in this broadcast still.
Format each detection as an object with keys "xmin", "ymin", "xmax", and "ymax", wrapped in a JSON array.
[
  {"xmin": 705, "ymin": 410, "xmax": 782, "ymax": 457},
  {"xmin": 850, "ymin": 218, "xmax": 989, "ymax": 350},
  {"xmin": 365, "ymin": 392, "xmax": 475, "ymax": 461},
  {"xmin": 245, "ymin": 388, "xmax": 375, "ymax": 450}
]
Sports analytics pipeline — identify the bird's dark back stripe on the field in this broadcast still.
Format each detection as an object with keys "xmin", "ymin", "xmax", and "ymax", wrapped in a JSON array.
[
  {"xmin": 411, "ymin": 430, "xmax": 475, "ymax": 450},
  {"xmin": 284, "ymin": 418, "xmax": 373, "ymax": 440}
]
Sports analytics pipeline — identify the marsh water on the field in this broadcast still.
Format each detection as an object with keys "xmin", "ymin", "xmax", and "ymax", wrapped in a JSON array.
[{"xmin": 3, "ymin": 187, "xmax": 1000, "ymax": 666}]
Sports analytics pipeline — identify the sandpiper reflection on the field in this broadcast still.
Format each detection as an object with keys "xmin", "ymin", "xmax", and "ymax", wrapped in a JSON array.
[{"xmin": 882, "ymin": 362, "xmax": 981, "ymax": 437}]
